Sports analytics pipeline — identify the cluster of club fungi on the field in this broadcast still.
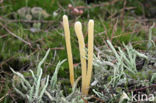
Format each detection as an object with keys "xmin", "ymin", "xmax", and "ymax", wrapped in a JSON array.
[{"xmin": 63, "ymin": 15, "xmax": 94, "ymax": 96}]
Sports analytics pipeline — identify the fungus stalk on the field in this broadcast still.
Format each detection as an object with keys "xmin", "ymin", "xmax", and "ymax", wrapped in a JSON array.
[
  {"xmin": 63, "ymin": 15, "xmax": 74, "ymax": 87},
  {"xmin": 85, "ymin": 20, "xmax": 94, "ymax": 95},
  {"xmin": 74, "ymin": 22, "xmax": 87, "ymax": 95}
]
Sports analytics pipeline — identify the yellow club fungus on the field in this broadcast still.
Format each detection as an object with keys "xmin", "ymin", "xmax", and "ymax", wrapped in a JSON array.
[
  {"xmin": 63, "ymin": 15, "xmax": 74, "ymax": 87},
  {"xmin": 63, "ymin": 15, "xmax": 94, "ymax": 96},
  {"xmin": 74, "ymin": 22, "xmax": 87, "ymax": 95},
  {"xmin": 85, "ymin": 20, "xmax": 94, "ymax": 95}
]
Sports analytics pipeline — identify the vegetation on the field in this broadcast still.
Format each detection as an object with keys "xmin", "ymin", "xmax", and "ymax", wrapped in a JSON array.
[{"xmin": 0, "ymin": 0, "xmax": 156, "ymax": 103}]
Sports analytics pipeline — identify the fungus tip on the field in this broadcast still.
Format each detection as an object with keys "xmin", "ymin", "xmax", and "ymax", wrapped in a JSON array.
[
  {"xmin": 74, "ymin": 21, "xmax": 82, "ymax": 37},
  {"xmin": 88, "ymin": 20, "xmax": 94, "ymax": 24},
  {"xmin": 63, "ymin": 15, "xmax": 68, "ymax": 20},
  {"xmin": 75, "ymin": 21, "xmax": 81, "ymax": 27}
]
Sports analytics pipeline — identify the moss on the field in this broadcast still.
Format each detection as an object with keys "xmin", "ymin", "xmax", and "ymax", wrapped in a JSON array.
[{"xmin": 0, "ymin": 0, "xmax": 155, "ymax": 102}]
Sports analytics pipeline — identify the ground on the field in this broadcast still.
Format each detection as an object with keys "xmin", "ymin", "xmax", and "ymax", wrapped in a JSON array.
[{"xmin": 0, "ymin": 0, "xmax": 156, "ymax": 103}]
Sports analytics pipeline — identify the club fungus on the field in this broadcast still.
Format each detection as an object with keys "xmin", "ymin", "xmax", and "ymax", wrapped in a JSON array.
[
  {"xmin": 63, "ymin": 15, "xmax": 94, "ymax": 96},
  {"xmin": 74, "ymin": 22, "xmax": 87, "ymax": 95},
  {"xmin": 63, "ymin": 15, "xmax": 74, "ymax": 87},
  {"xmin": 85, "ymin": 20, "xmax": 94, "ymax": 95}
]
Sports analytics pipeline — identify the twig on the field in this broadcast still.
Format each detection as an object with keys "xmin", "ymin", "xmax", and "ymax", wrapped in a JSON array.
[
  {"xmin": 67, "ymin": 0, "xmax": 120, "ymax": 15},
  {"xmin": 128, "ymin": 84, "xmax": 156, "ymax": 92},
  {"xmin": 78, "ymin": 0, "xmax": 120, "ymax": 9},
  {"xmin": 50, "ymin": 47, "xmax": 64, "ymax": 50},
  {"xmin": 0, "ymin": 93, "xmax": 9, "ymax": 102},
  {"xmin": 0, "ymin": 56, "xmax": 16, "ymax": 68},
  {"xmin": 0, "ymin": 34, "xmax": 8, "ymax": 38},
  {"xmin": 111, "ymin": 19, "xmax": 118, "ymax": 42},
  {"xmin": 89, "ymin": 95, "xmax": 105, "ymax": 103},
  {"xmin": 0, "ymin": 17, "xmax": 54, "ymax": 24},
  {"xmin": 0, "ymin": 22, "xmax": 32, "ymax": 47},
  {"xmin": 120, "ymin": 0, "xmax": 127, "ymax": 31}
]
